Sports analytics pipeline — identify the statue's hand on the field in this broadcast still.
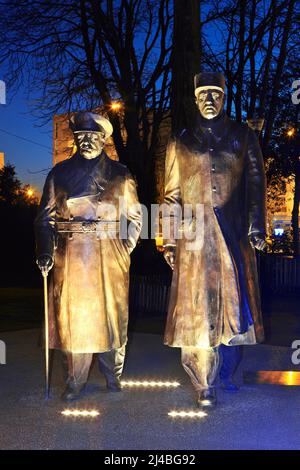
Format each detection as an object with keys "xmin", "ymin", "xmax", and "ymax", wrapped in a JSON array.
[
  {"xmin": 163, "ymin": 246, "xmax": 176, "ymax": 270},
  {"xmin": 249, "ymin": 234, "xmax": 268, "ymax": 253},
  {"xmin": 37, "ymin": 255, "xmax": 54, "ymax": 275}
]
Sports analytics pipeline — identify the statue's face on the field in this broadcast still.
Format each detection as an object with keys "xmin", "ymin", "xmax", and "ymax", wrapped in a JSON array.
[
  {"xmin": 74, "ymin": 131, "xmax": 105, "ymax": 159},
  {"xmin": 196, "ymin": 88, "xmax": 225, "ymax": 120}
]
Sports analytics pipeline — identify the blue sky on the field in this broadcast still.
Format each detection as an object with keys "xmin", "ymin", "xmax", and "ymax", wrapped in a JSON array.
[{"xmin": 0, "ymin": 84, "xmax": 53, "ymax": 194}]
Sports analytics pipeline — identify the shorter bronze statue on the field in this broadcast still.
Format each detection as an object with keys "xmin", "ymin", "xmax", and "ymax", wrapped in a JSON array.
[{"xmin": 35, "ymin": 112, "xmax": 142, "ymax": 401}]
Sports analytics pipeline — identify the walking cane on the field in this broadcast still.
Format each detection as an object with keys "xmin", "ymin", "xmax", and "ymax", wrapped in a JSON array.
[{"xmin": 42, "ymin": 270, "xmax": 50, "ymax": 400}]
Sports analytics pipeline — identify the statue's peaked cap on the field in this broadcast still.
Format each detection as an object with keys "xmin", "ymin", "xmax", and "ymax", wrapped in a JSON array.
[{"xmin": 70, "ymin": 112, "xmax": 113, "ymax": 139}]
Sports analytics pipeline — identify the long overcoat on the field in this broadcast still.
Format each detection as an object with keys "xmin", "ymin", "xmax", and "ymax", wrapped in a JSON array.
[
  {"xmin": 163, "ymin": 113, "xmax": 266, "ymax": 348},
  {"xmin": 35, "ymin": 151, "xmax": 142, "ymax": 353}
]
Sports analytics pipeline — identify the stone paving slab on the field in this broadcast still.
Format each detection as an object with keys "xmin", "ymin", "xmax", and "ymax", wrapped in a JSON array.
[{"xmin": 0, "ymin": 329, "xmax": 300, "ymax": 450}]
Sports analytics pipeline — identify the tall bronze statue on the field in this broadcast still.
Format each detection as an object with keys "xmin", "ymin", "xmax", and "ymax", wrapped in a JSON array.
[
  {"xmin": 162, "ymin": 72, "xmax": 267, "ymax": 408},
  {"xmin": 35, "ymin": 112, "xmax": 142, "ymax": 401}
]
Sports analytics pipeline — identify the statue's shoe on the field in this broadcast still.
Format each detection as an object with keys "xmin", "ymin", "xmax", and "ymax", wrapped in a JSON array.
[
  {"xmin": 197, "ymin": 388, "xmax": 217, "ymax": 408},
  {"xmin": 221, "ymin": 381, "xmax": 239, "ymax": 393},
  {"xmin": 61, "ymin": 384, "xmax": 85, "ymax": 402},
  {"xmin": 106, "ymin": 378, "xmax": 122, "ymax": 392}
]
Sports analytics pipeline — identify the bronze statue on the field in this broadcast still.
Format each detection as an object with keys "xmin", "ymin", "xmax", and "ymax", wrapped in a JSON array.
[
  {"xmin": 162, "ymin": 72, "xmax": 267, "ymax": 408},
  {"xmin": 35, "ymin": 112, "xmax": 142, "ymax": 401}
]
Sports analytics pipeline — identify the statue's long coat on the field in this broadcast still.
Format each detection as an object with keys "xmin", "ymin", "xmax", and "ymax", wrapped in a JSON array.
[
  {"xmin": 35, "ymin": 152, "xmax": 142, "ymax": 353},
  {"xmin": 163, "ymin": 114, "xmax": 266, "ymax": 348}
]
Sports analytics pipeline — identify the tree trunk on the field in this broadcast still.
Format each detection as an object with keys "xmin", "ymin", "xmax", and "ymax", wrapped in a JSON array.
[
  {"xmin": 225, "ymin": 11, "xmax": 234, "ymax": 118},
  {"xmin": 123, "ymin": 104, "xmax": 155, "ymax": 208},
  {"xmin": 258, "ymin": 1, "xmax": 276, "ymax": 113},
  {"xmin": 235, "ymin": 0, "xmax": 246, "ymax": 122},
  {"xmin": 248, "ymin": 0, "xmax": 257, "ymax": 118},
  {"xmin": 171, "ymin": 0, "xmax": 201, "ymax": 133}
]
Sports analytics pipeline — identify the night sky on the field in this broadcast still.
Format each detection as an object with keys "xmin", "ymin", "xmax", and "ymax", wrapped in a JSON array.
[
  {"xmin": 0, "ymin": 84, "xmax": 52, "ymax": 195},
  {"xmin": 0, "ymin": 6, "xmax": 216, "ymax": 197}
]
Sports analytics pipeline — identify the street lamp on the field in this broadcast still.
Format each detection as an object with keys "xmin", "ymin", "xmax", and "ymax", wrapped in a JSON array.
[
  {"xmin": 110, "ymin": 102, "xmax": 122, "ymax": 111},
  {"xmin": 286, "ymin": 127, "xmax": 296, "ymax": 138}
]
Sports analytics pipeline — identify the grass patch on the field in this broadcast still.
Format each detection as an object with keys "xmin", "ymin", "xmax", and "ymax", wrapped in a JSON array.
[{"xmin": 0, "ymin": 288, "xmax": 43, "ymax": 331}]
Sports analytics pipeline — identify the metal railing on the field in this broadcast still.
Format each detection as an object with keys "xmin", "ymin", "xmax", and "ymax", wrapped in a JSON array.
[
  {"xmin": 129, "ymin": 255, "xmax": 300, "ymax": 316},
  {"xmin": 129, "ymin": 274, "xmax": 171, "ymax": 316},
  {"xmin": 262, "ymin": 255, "xmax": 300, "ymax": 293}
]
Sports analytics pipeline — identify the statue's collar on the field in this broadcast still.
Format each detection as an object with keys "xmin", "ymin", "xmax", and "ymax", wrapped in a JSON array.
[
  {"xmin": 74, "ymin": 150, "xmax": 105, "ymax": 164},
  {"xmin": 193, "ymin": 111, "xmax": 231, "ymax": 141}
]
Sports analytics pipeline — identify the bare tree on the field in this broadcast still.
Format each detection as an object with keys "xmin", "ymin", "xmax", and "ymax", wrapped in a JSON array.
[
  {"xmin": 261, "ymin": 0, "xmax": 297, "ymax": 154},
  {"xmin": 201, "ymin": 0, "xmax": 298, "ymax": 136},
  {"xmin": 235, "ymin": 0, "xmax": 246, "ymax": 122},
  {"xmin": 0, "ymin": 0, "xmax": 172, "ymax": 206},
  {"xmin": 198, "ymin": 0, "xmax": 299, "ymax": 254},
  {"xmin": 257, "ymin": 1, "xmax": 276, "ymax": 115},
  {"xmin": 170, "ymin": 0, "xmax": 238, "ymax": 131},
  {"xmin": 1, "ymin": 0, "xmax": 298, "ymax": 206}
]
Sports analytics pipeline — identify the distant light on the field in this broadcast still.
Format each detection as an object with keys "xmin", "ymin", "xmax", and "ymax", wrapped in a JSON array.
[
  {"xmin": 61, "ymin": 409, "xmax": 100, "ymax": 417},
  {"xmin": 121, "ymin": 380, "xmax": 180, "ymax": 388},
  {"xmin": 168, "ymin": 410, "xmax": 207, "ymax": 419},
  {"xmin": 286, "ymin": 128, "xmax": 296, "ymax": 138},
  {"xmin": 27, "ymin": 188, "xmax": 34, "ymax": 197},
  {"xmin": 110, "ymin": 102, "xmax": 122, "ymax": 111},
  {"xmin": 274, "ymin": 228, "xmax": 284, "ymax": 236}
]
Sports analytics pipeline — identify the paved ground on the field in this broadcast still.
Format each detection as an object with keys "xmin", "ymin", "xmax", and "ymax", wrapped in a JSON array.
[{"xmin": 1, "ymin": 329, "xmax": 300, "ymax": 450}]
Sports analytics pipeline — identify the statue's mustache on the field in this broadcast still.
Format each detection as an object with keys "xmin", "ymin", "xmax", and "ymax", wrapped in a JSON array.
[{"xmin": 80, "ymin": 143, "xmax": 97, "ymax": 150}]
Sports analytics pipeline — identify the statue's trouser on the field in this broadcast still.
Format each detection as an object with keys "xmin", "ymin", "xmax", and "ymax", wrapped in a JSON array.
[
  {"xmin": 181, "ymin": 345, "xmax": 241, "ymax": 392},
  {"xmin": 219, "ymin": 344, "xmax": 242, "ymax": 383},
  {"xmin": 62, "ymin": 345, "xmax": 126, "ymax": 389}
]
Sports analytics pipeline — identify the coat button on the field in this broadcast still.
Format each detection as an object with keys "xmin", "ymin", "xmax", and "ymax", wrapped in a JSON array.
[
  {"xmin": 209, "ymin": 148, "xmax": 214, "ymax": 152},
  {"xmin": 211, "ymin": 164, "xmax": 216, "ymax": 172},
  {"xmin": 210, "ymin": 324, "xmax": 215, "ymax": 331},
  {"xmin": 212, "ymin": 186, "xmax": 217, "ymax": 192}
]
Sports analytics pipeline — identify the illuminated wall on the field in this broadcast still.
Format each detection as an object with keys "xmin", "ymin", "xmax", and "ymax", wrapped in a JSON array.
[
  {"xmin": 270, "ymin": 177, "xmax": 299, "ymax": 233},
  {"xmin": 0, "ymin": 152, "xmax": 4, "ymax": 170}
]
